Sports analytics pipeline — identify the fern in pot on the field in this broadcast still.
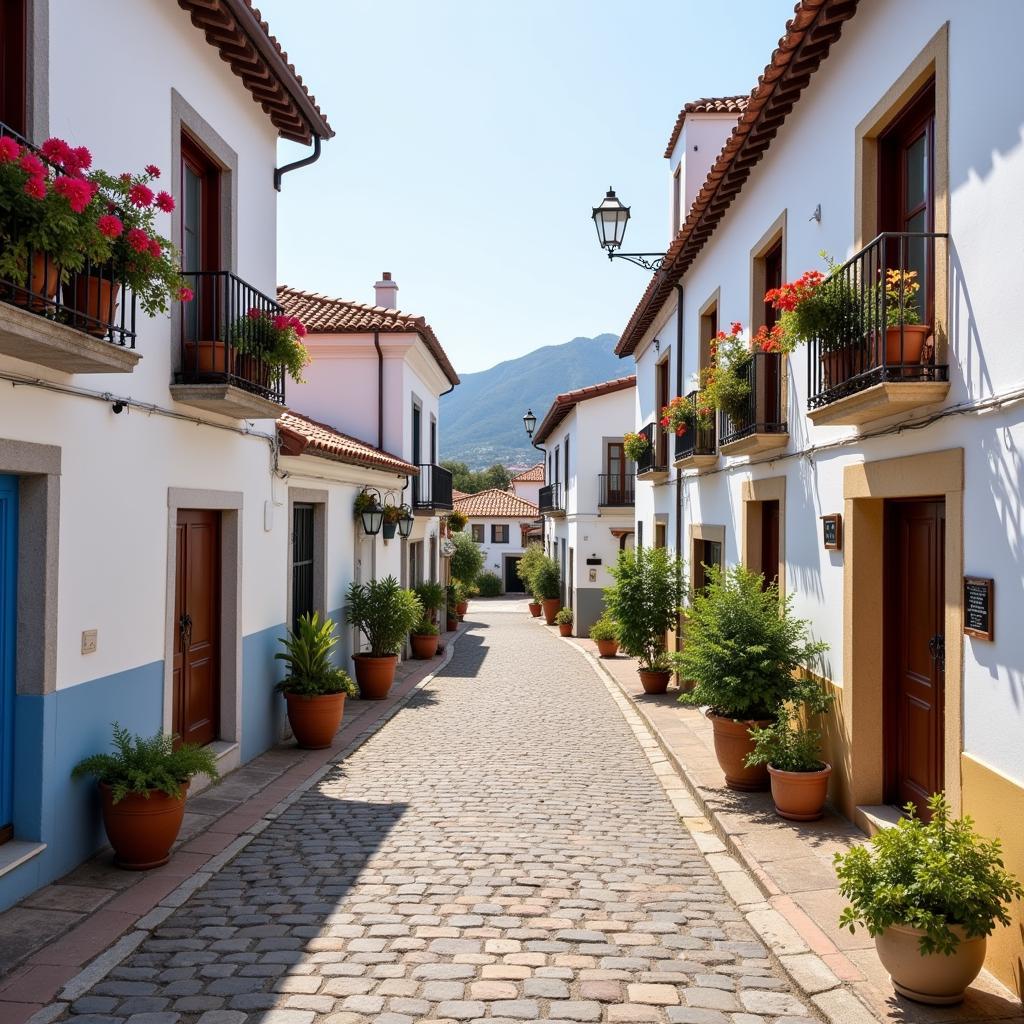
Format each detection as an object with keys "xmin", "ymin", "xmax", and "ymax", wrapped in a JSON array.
[
  {"xmin": 72, "ymin": 723, "xmax": 217, "ymax": 870},
  {"xmin": 275, "ymin": 613, "xmax": 358, "ymax": 749},
  {"xmin": 345, "ymin": 576, "xmax": 422, "ymax": 699}
]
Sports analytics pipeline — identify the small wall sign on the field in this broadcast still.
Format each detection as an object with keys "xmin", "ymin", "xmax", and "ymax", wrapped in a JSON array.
[
  {"xmin": 820, "ymin": 513, "xmax": 842, "ymax": 551},
  {"xmin": 963, "ymin": 577, "xmax": 994, "ymax": 640}
]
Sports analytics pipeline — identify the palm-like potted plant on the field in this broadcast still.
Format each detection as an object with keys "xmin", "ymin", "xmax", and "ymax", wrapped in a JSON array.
[
  {"xmin": 745, "ymin": 679, "xmax": 834, "ymax": 820},
  {"xmin": 517, "ymin": 543, "xmax": 545, "ymax": 616},
  {"xmin": 555, "ymin": 606, "xmax": 573, "ymax": 637},
  {"xmin": 72, "ymin": 723, "xmax": 217, "ymax": 869},
  {"xmin": 409, "ymin": 616, "xmax": 440, "ymax": 659},
  {"xmin": 345, "ymin": 576, "xmax": 423, "ymax": 699},
  {"xmin": 414, "ymin": 581, "xmax": 446, "ymax": 624},
  {"xmin": 678, "ymin": 564, "xmax": 827, "ymax": 790},
  {"xmin": 589, "ymin": 614, "xmax": 620, "ymax": 658},
  {"xmin": 835, "ymin": 793, "xmax": 1023, "ymax": 1005},
  {"xmin": 604, "ymin": 546, "xmax": 683, "ymax": 694},
  {"xmin": 535, "ymin": 556, "xmax": 562, "ymax": 624},
  {"xmin": 275, "ymin": 613, "xmax": 358, "ymax": 749}
]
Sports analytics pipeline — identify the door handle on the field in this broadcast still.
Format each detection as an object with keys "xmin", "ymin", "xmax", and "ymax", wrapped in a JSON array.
[
  {"xmin": 179, "ymin": 612, "xmax": 193, "ymax": 648},
  {"xmin": 927, "ymin": 633, "xmax": 945, "ymax": 668}
]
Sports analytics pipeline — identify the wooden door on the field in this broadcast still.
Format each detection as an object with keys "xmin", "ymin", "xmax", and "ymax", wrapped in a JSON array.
[
  {"xmin": 180, "ymin": 133, "xmax": 221, "ymax": 348},
  {"xmin": 173, "ymin": 510, "xmax": 221, "ymax": 747},
  {"xmin": 656, "ymin": 359, "xmax": 670, "ymax": 467},
  {"xmin": 884, "ymin": 499, "xmax": 945, "ymax": 818},
  {"xmin": 504, "ymin": 556, "xmax": 525, "ymax": 594},
  {"xmin": 0, "ymin": 475, "xmax": 17, "ymax": 843},
  {"xmin": 760, "ymin": 500, "xmax": 780, "ymax": 589},
  {"xmin": 0, "ymin": 0, "xmax": 27, "ymax": 136},
  {"xmin": 607, "ymin": 442, "xmax": 625, "ymax": 504}
]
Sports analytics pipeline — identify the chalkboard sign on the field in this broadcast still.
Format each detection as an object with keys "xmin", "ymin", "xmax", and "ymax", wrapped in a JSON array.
[
  {"xmin": 963, "ymin": 577, "xmax": 993, "ymax": 640},
  {"xmin": 820, "ymin": 513, "xmax": 842, "ymax": 551}
]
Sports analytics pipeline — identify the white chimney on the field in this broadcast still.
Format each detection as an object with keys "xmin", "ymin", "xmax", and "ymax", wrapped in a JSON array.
[{"xmin": 374, "ymin": 272, "xmax": 399, "ymax": 309}]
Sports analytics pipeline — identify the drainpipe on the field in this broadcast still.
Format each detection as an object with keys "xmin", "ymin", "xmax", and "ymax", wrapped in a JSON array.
[
  {"xmin": 374, "ymin": 331, "xmax": 384, "ymax": 450},
  {"xmin": 274, "ymin": 135, "xmax": 324, "ymax": 191},
  {"xmin": 674, "ymin": 283, "xmax": 685, "ymax": 658}
]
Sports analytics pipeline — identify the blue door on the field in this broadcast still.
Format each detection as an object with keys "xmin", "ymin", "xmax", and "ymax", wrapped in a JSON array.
[{"xmin": 0, "ymin": 476, "xmax": 16, "ymax": 836}]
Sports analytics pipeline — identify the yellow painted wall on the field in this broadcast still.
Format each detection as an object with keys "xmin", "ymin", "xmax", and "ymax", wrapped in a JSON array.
[{"xmin": 961, "ymin": 753, "xmax": 1024, "ymax": 1000}]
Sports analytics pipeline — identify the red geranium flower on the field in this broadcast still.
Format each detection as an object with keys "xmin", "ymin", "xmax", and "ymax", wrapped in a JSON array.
[
  {"xmin": 41, "ymin": 137, "xmax": 72, "ymax": 166},
  {"xmin": 155, "ymin": 190, "xmax": 175, "ymax": 213},
  {"xmin": 0, "ymin": 137, "xmax": 19, "ymax": 163},
  {"xmin": 54, "ymin": 175, "xmax": 94, "ymax": 213},
  {"xmin": 178, "ymin": 286, "xmax": 194, "ymax": 302},
  {"xmin": 145, "ymin": 164, "xmax": 161, "ymax": 178},
  {"xmin": 128, "ymin": 183, "xmax": 153, "ymax": 208},
  {"xmin": 23, "ymin": 175, "xmax": 46, "ymax": 200},
  {"xmin": 148, "ymin": 238, "xmax": 163, "ymax": 258},
  {"xmin": 19, "ymin": 152, "xmax": 44, "ymax": 177},
  {"xmin": 127, "ymin": 228, "xmax": 150, "ymax": 253},
  {"xmin": 98, "ymin": 214, "xmax": 123, "ymax": 239},
  {"xmin": 70, "ymin": 146, "xmax": 92, "ymax": 172}
]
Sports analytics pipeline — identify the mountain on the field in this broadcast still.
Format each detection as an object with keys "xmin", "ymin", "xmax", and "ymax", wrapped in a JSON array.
[{"xmin": 441, "ymin": 333, "xmax": 624, "ymax": 469}]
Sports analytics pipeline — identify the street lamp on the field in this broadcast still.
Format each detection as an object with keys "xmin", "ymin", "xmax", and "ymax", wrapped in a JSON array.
[
  {"xmin": 359, "ymin": 491, "xmax": 384, "ymax": 536},
  {"xmin": 591, "ymin": 186, "xmax": 665, "ymax": 272},
  {"xmin": 398, "ymin": 505, "xmax": 415, "ymax": 538},
  {"xmin": 523, "ymin": 408, "xmax": 537, "ymax": 439}
]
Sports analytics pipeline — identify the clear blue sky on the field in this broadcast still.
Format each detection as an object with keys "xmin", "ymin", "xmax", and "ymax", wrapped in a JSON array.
[{"xmin": 263, "ymin": 0, "xmax": 794, "ymax": 374}]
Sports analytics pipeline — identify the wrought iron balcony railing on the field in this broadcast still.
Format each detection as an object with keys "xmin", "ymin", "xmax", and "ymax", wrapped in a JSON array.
[
  {"xmin": 177, "ymin": 270, "xmax": 286, "ymax": 404},
  {"xmin": 538, "ymin": 482, "xmax": 564, "ymax": 514},
  {"xmin": 0, "ymin": 121, "xmax": 137, "ymax": 348},
  {"xmin": 674, "ymin": 391, "xmax": 716, "ymax": 461},
  {"xmin": 719, "ymin": 351, "xmax": 787, "ymax": 448},
  {"xmin": 412, "ymin": 463, "xmax": 453, "ymax": 511},
  {"xmin": 598, "ymin": 473, "xmax": 635, "ymax": 507},
  {"xmin": 636, "ymin": 421, "xmax": 665, "ymax": 475},
  {"xmin": 806, "ymin": 231, "xmax": 949, "ymax": 409}
]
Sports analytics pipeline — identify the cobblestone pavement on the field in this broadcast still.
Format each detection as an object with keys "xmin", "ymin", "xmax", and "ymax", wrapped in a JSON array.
[{"xmin": 48, "ymin": 602, "xmax": 816, "ymax": 1023}]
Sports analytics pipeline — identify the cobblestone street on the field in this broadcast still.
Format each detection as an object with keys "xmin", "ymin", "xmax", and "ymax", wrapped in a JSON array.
[{"xmin": 46, "ymin": 601, "xmax": 815, "ymax": 1024}]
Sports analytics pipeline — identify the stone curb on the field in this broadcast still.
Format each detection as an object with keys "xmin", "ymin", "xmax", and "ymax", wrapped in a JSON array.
[
  {"xmin": 556, "ymin": 626, "xmax": 877, "ymax": 1024},
  {"xmin": 35, "ymin": 632, "xmax": 465, "ymax": 1024}
]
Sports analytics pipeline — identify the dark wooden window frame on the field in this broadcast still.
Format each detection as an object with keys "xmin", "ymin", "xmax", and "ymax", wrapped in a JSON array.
[{"xmin": 491, "ymin": 524, "xmax": 509, "ymax": 545}]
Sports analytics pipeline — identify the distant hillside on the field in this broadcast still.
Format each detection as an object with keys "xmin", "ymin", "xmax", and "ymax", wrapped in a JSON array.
[{"xmin": 441, "ymin": 333, "xmax": 624, "ymax": 469}]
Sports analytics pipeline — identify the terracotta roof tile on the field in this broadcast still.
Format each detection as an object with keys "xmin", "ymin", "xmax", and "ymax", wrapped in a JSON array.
[
  {"xmin": 454, "ymin": 488, "xmax": 539, "ymax": 519},
  {"xmin": 534, "ymin": 375, "xmax": 636, "ymax": 445},
  {"xmin": 512, "ymin": 462, "xmax": 544, "ymax": 482},
  {"xmin": 452, "ymin": 488, "xmax": 470, "ymax": 501},
  {"xmin": 278, "ymin": 411, "xmax": 416, "ymax": 475},
  {"xmin": 617, "ymin": 0, "xmax": 858, "ymax": 357},
  {"xmin": 663, "ymin": 96, "xmax": 749, "ymax": 158},
  {"xmin": 178, "ymin": 0, "xmax": 332, "ymax": 143},
  {"xmin": 277, "ymin": 285, "xmax": 459, "ymax": 387}
]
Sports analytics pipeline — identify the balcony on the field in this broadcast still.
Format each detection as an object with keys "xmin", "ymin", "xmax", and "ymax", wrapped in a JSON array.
[
  {"xmin": 0, "ymin": 123, "xmax": 140, "ymax": 375},
  {"xmin": 806, "ymin": 232, "xmax": 950, "ymax": 426},
  {"xmin": 538, "ymin": 482, "xmax": 564, "ymax": 516},
  {"xmin": 170, "ymin": 271, "xmax": 286, "ymax": 419},
  {"xmin": 673, "ymin": 391, "xmax": 717, "ymax": 470},
  {"xmin": 412, "ymin": 463, "xmax": 453, "ymax": 513},
  {"xmin": 598, "ymin": 473, "xmax": 635, "ymax": 510},
  {"xmin": 719, "ymin": 351, "xmax": 788, "ymax": 456},
  {"xmin": 636, "ymin": 421, "xmax": 668, "ymax": 481}
]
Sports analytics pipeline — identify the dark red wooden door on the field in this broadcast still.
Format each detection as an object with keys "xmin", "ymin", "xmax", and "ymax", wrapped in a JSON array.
[
  {"xmin": 173, "ymin": 510, "xmax": 220, "ymax": 747},
  {"xmin": 760, "ymin": 500, "xmax": 780, "ymax": 589},
  {"xmin": 885, "ymin": 499, "xmax": 944, "ymax": 818}
]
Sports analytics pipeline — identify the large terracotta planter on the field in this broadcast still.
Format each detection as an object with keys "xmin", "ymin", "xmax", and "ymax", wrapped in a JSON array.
[
  {"xmin": 353, "ymin": 654, "xmax": 398, "ymax": 700},
  {"xmin": 456, "ymin": 600, "xmax": 469, "ymax": 616},
  {"xmin": 767, "ymin": 763, "xmax": 832, "ymax": 821},
  {"xmin": 528, "ymin": 602, "xmax": 542, "ymax": 618},
  {"xmin": 708, "ymin": 712, "xmax": 772, "ymax": 791},
  {"xmin": 541, "ymin": 598, "xmax": 560, "ymax": 625},
  {"xmin": 875, "ymin": 924, "xmax": 986, "ymax": 1005},
  {"xmin": 870, "ymin": 324, "xmax": 931, "ymax": 372},
  {"xmin": 69, "ymin": 274, "xmax": 121, "ymax": 336},
  {"xmin": 99, "ymin": 781, "xmax": 188, "ymax": 870},
  {"xmin": 11, "ymin": 251, "xmax": 60, "ymax": 311},
  {"xmin": 558, "ymin": 623, "xmax": 572, "ymax": 637},
  {"xmin": 410, "ymin": 632, "xmax": 439, "ymax": 659},
  {"xmin": 638, "ymin": 669, "xmax": 671, "ymax": 694},
  {"xmin": 820, "ymin": 344, "xmax": 865, "ymax": 389},
  {"xmin": 446, "ymin": 616, "xmax": 459, "ymax": 632},
  {"xmin": 285, "ymin": 691, "xmax": 345, "ymax": 749},
  {"xmin": 596, "ymin": 639, "xmax": 619, "ymax": 658},
  {"xmin": 184, "ymin": 339, "xmax": 235, "ymax": 375},
  {"xmin": 236, "ymin": 353, "xmax": 271, "ymax": 389}
]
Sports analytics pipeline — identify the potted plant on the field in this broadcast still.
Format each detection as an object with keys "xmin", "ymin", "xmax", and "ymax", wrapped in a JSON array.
[
  {"xmin": 660, "ymin": 394, "xmax": 709, "ymax": 437},
  {"xmin": 835, "ymin": 793, "xmax": 1024, "ymax": 1005},
  {"xmin": 446, "ymin": 510, "xmax": 467, "ymax": 533},
  {"xmin": 605, "ymin": 546, "xmax": 683, "ymax": 694},
  {"xmin": 535, "ymin": 556, "xmax": 562, "ymax": 624},
  {"xmin": 445, "ymin": 582, "xmax": 459, "ymax": 631},
  {"xmin": 699, "ymin": 323, "xmax": 758, "ymax": 423},
  {"xmin": 589, "ymin": 614, "xmax": 620, "ymax": 658},
  {"xmin": 228, "ymin": 307, "xmax": 311, "ymax": 387},
  {"xmin": 745, "ymin": 679, "xmax": 834, "ymax": 820},
  {"xmin": 381, "ymin": 503, "xmax": 402, "ymax": 540},
  {"xmin": 344, "ymin": 576, "xmax": 422, "ymax": 699},
  {"xmin": 517, "ymin": 543, "xmax": 545, "ymax": 616},
  {"xmin": 555, "ymin": 607, "xmax": 573, "ymax": 637},
  {"xmin": 450, "ymin": 532, "xmax": 484, "ymax": 610},
  {"xmin": 477, "ymin": 571, "xmax": 502, "ymax": 597},
  {"xmin": 623, "ymin": 431, "xmax": 649, "ymax": 464},
  {"xmin": 678, "ymin": 564, "xmax": 827, "ymax": 790},
  {"xmin": 274, "ymin": 613, "xmax": 358, "ymax": 749},
  {"xmin": 414, "ymin": 581, "xmax": 446, "ymax": 625},
  {"xmin": 867, "ymin": 268, "xmax": 931, "ymax": 371},
  {"xmin": 72, "ymin": 723, "xmax": 217, "ymax": 870},
  {"xmin": 409, "ymin": 616, "xmax": 440, "ymax": 659}
]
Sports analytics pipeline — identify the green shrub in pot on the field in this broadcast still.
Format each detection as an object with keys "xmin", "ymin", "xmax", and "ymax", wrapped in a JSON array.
[
  {"xmin": 345, "ymin": 576, "xmax": 422, "ymax": 658},
  {"xmin": 534, "ymin": 557, "xmax": 561, "ymax": 601},
  {"xmin": 450, "ymin": 530, "xmax": 484, "ymax": 585},
  {"xmin": 516, "ymin": 542, "xmax": 546, "ymax": 600},
  {"xmin": 588, "ymin": 614, "xmax": 619, "ymax": 643},
  {"xmin": 555, "ymin": 607, "xmax": 573, "ymax": 625},
  {"xmin": 477, "ymin": 571, "xmax": 502, "ymax": 597}
]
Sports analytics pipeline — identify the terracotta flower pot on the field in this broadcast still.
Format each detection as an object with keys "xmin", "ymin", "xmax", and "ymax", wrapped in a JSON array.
[
  {"xmin": 638, "ymin": 669, "xmax": 671, "ymax": 694},
  {"xmin": 528, "ymin": 602, "xmax": 542, "ymax": 618},
  {"xmin": 12, "ymin": 251, "xmax": 60, "ymax": 311},
  {"xmin": 558, "ymin": 623, "xmax": 572, "ymax": 637},
  {"xmin": 410, "ymin": 633, "xmax": 439, "ymax": 659},
  {"xmin": 446, "ymin": 617, "xmax": 459, "ymax": 632},
  {"xmin": 69, "ymin": 274, "xmax": 121, "ymax": 336},
  {"xmin": 237, "ymin": 353, "xmax": 271, "ymax": 389},
  {"xmin": 870, "ymin": 324, "xmax": 931, "ymax": 372},
  {"xmin": 184, "ymin": 339, "xmax": 235, "ymax": 375},
  {"xmin": 99, "ymin": 781, "xmax": 188, "ymax": 870},
  {"xmin": 767, "ymin": 763, "xmax": 832, "ymax": 821},
  {"xmin": 456, "ymin": 600, "xmax": 469, "ymax": 616},
  {"xmin": 352, "ymin": 654, "xmax": 398, "ymax": 700},
  {"xmin": 875, "ymin": 924, "xmax": 986, "ymax": 1005},
  {"xmin": 541, "ymin": 598, "xmax": 560, "ymax": 625},
  {"xmin": 285, "ymin": 691, "xmax": 346, "ymax": 749},
  {"xmin": 707, "ymin": 712, "xmax": 772, "ymax": 791},
  {"xmin": 596, "ymin": 639, "xmax": 619, "ymax": 658},
  {"xmin": 820, "ymin": 344, "xmax": 866, "ymax": 389}
]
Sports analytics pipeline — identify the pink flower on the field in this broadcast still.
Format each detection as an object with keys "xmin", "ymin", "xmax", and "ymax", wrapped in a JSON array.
[
  {"xmin": 155, "ymin": 190, "xmax": 175, "ymax": 213},
  {"xmin": 128, "ymin": 183, "xmax": 153, "ymax": 208},
  {"xmin": 293, "ymin": 319, "xmax": 307, "ymax": 338},
  {"xmin": 127, "ymin": 228, "xmax": 150, "ymax": 253},
  {"xmin": 247, "ymin": 306, "xmax": 264, "ymax": 320},
  {"xmin": 71, "ymin": 146, "xmax": 92, "ymax": 172},
  {"xmin": 19, "ymin": 152, "xmax": 44, "ymax": 177},
  {"xmin": 24, "ymin": 175, "xmax": 47, "ymax": 200},
  {"xmin": 148, "ymin": 238, "xmax": 162, "ymax": 258},
  {"xmin": 41, "ymin": 137, "xmax": 72, "ymax": 166},
  {"xmin": 272, "ymin": 315, "xmax": 290, "ymax": 332},
  {"xmin": 54, "ymin": 174, "xmax": 94, "ymax": 213},
  {"xmin": 0, "ymin": 137, "xmax": 19, "ymax": 163},
  {"xmin": 178, "ymin": 286, "xmax": 194, "ymax": 302},
  {"xmin": 119, "ymin": 172, "xmax": 133, "ymax": 184},
  {"xmin": 145, "ymin": 164, "xmax": 161, "ymax": 178},
  {"xmin": 98, "ymin": 214, "xmax": 123, "ymax": 238}
]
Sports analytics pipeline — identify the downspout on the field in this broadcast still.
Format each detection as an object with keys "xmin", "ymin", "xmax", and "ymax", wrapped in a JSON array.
[
  {"xmin": 274, "ymin": 134, "xmax": 323, "ymax": 191},
  {"xmin": 674, "ymin": 283, "xmax": 685, "ymax": 659},
  {"xmin": 374, "ymin": 331, "xmax": 384, "ymax": 450}
]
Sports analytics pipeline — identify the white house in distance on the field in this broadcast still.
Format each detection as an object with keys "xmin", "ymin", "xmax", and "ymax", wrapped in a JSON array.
[
  {"xmin": 279, "ymin": 276, "xmax": 460, "ymax": 587},
  {"xmin": 534, "ymin": 376, "xmax": 636, "ymax": 633},
  {"xmin": 453, "ymin": 489, "xmax": 538, "ymax": 593},
  {"xmin": 612, "ymin": 0, "xmax": 1024, "ymax": 995},
  {"xmin": 509, "ymin": 462, "xmax": 543, "ymax": 505}
]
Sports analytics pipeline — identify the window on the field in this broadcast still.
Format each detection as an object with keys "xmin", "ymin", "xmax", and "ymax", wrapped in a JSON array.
[
  {"xmin": 693, "ymin": 538, "xmax": 723, "ymax": 596},
  {"xmin": 409, "ymin": 541, "xmax": 423, "ymax": 588},
  {"xmin": 656, "ymin": 358, "xmax": 670, "ymax": 467},
  {"xmin": 699, "ymin": 299, "xmax": 718, "ymax": 374},
  {"xmin": 412, "ymin": 402, "xmax": 422, "ymax": 464},
  {"xmin": 763, "ymin": 241, "xmax": 783, "ymax": 329},
  {"xmin": 655, "ymin": 523, "xmax": 667, "ymax": 550},
  {"xmin": 180, "ymin": 132, "xmax": 222, "ymax": 345},
  {"xmin": 554, "ymin": 446, "xmax": 560, "ymax": 484},
  {"xmin": 291, "ymin": 504, "xmax": 315, "ymax": 630},
  {"xmin": 471, "ymin": 523, "xmax": 484, "ymax": 543},
  {"xmin": 429, "ymin": 535, "xmax": 437, "ymax": 582},
  {"xmin": 430, "ymin": 416, "xmax": 437, "ymax": 464},
  {"xmin": 491, "ymin": 524, "xmax": 509, "ymax": 544},
  {"xmin": 563, "ymin": 436, "xmax": 570, "ymax": 488},
  {"xmin": 672, "ymin": 165, "xmax": 681, "ymax": 234},
  {"xmin": 0, "ymin": 0, "xmax": 27, "ymax": 135},
  {"xmin": 607, "ymin": 441, "xmax": 626, "ymax": 503}
]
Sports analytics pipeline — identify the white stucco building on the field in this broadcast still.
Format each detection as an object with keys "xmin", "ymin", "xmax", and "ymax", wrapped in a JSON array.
[
  {"xmin": 534, "ymin": 376, "xmax": 636, "ymax": 633},
  {"xmin": 453, "ymin": 489, "xmax": 537, "ymax": 593},
  {"xmin": 612, "ymin": 0, "xmax": 1024, "ymax": 994},
  {"xmin": 509, "ymin": 462, "xmax": 543, "ymax": 506}
]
